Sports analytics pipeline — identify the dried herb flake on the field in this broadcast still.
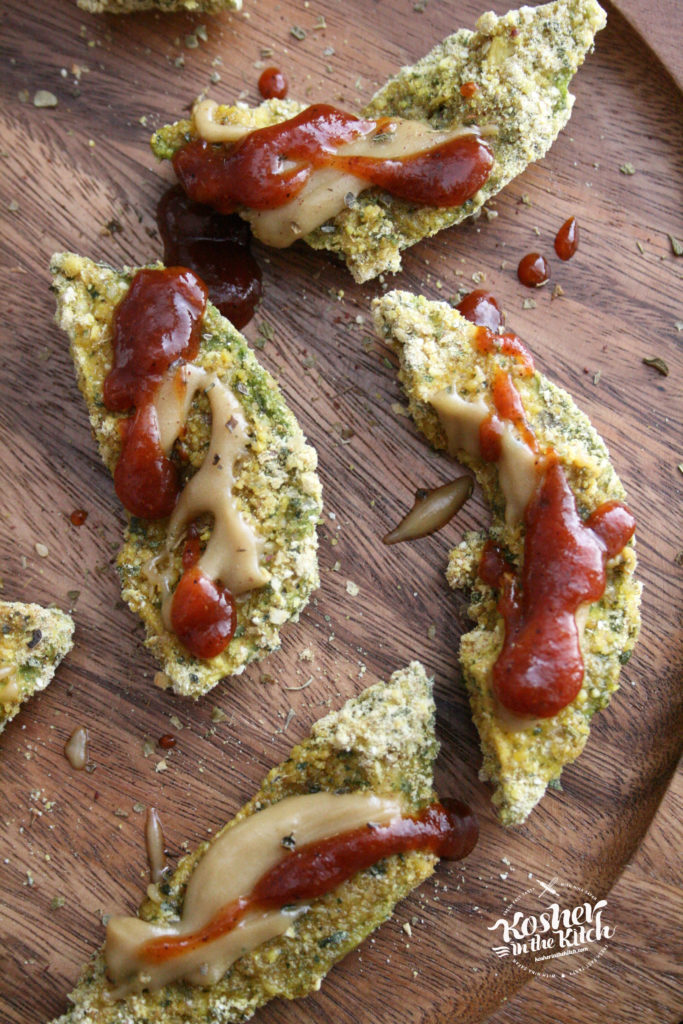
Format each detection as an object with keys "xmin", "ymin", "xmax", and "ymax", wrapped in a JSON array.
[{"xmin": 642, "ymin": 356, "xmax": 669, "ymax": 377}]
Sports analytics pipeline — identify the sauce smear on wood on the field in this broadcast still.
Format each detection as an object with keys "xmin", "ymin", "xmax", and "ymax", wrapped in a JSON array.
[{"xmin": 157, "ymin": 185, "xmax": 262, "ymax": 329}]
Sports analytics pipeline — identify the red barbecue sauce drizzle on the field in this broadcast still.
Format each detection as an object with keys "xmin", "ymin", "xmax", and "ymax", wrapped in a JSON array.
[
  {"xmin": 171, "ymin": 522, "xmax": 236, "ymax": 659},
  {"xmin": 157, "ymin": 185, "xmax": 262, "ymax": 330},
  {"xmin": 140, "ymin": 798, "xmax": 478, "ymax": 964},
  {"xmin": 554, "ymin": 215, "xmax": 579, "ymax": 261},
  {"xmin": 172, "ymin": 104, "xmax": 494, "ymax": 213},
  {"xmin": 104, "ymin": 267, "xmax": 207, "ymax": 520},
  {"xmin": 258, "ymin": 66, "xmax": 288, "ymax": 100},
  {"xmin": 479, "ymin": 459, "xmax": 636, "ymax": 718},
  {"xmin": 104, "ymin": 267, "xmax": 237, "ymax": 661},
  {"xmin": 462, "ymin": 319, "xmax": 537, "ymax": 462},
  {"xmin": 517, "ymin": 252, "xmax": 550, "ymax": 287},
  {"xmin": 70, "ymin": 508, "xmax": 88, "ymax": 526},
  {"xmin": 458, "ymin": 294, "xmax": 636, "ymax": 717}
]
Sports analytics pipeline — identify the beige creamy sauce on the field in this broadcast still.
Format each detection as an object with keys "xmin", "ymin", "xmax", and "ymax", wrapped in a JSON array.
[
  {"xmin": 105, "ymin": 791, "xmax": 403, "ymax": 995},
  {"xmin": 64, "ymin": 726, "xmax": 89, "ymax": 770},
  {"xmin": 144, "ymin": 365, "xmax": 269, "ymax": 629},
  {"xmin": 192, "ymin": 99, "xmax": 478, "ymax": 248},
  {"xmin": 430, "ymin": 388, "xmax": 538, "ymax": 525},
  {"xmin": 145, "ymin": 807, "xmax": 167, "ymax": 885}
]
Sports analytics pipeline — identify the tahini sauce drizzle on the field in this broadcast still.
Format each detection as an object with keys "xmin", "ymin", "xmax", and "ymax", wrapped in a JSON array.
[{"xmin": 105, "ymin": 792, "xmax": 402, "ymax": 995}]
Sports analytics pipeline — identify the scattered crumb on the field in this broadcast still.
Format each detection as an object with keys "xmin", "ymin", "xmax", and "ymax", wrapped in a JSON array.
[{"xmin": 33, "ymin": 90, "xmax": 58, "ymax": 108}]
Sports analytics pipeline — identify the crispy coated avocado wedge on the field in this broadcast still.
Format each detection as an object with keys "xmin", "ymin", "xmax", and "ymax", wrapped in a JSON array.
[
  {"xmin": 150, "ymin": 0, "xmax": 606, "ymax": 282},
  {"xmin": 0, "ymin": 600, "xmax": 74, "ymax": 734},
  {"xmin": 76, "ymin": 0, "xmax": 240, "ymax": 13},
  {"xmin": 372, "ymin": 291, "xmax": 641, "ymax": 826},
  {"xmin": 50, "ymin": 252, "xmax": 322, "ymax": 698},
  {"xmin": 49, "ymin": 662, "xmax": 442, "ymax": 1024}
]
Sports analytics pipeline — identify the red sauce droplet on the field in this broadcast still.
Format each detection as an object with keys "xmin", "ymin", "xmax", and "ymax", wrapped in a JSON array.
[
  {"xmin": 103, "ymin": 267, "xmax": 207, "ymax": 520},
  {"xmin": 456, "ymin": 289, "xmax": 503, "ymax": 331},
  {"xmin": 480, "ymin": 458, "xmax": 636, "ymax": 718},
  {"xmin": 258, "ymin": 66, "xmax": 288, "ymax": 100},
  {"xmin": 554, "ymin": 215, "xmax": 579, "ymax": 261},
  {"xmin": 158, "ymin": 734, "xmax": 177, "ymax": 750},
  {"xmin": 517, "ymin": 252, "xmax": 551, "ymax": 287},
  {"xmin": 157, "ymin": 185, "xmax": 262, "ymax": 330},
  {"xmin": 170, "ymin": 565, "xmax": 236, "ymax": 660},
  {"xmin": 140, "ymin": 798, "xmax": 478, "ymax": 964},
  {"xmin": 70, "ymin": 508, "xmax": 88, "ymax": 526},
  {"xmin": 172, "ymin": 104, "xmax": 494, "ymax": 213},
  {"xmin": 460, "ymin": 81, "xmax": 478, "ymax": 98}
]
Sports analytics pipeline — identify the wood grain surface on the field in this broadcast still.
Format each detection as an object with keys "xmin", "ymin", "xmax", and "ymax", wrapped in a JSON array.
[{"xmin": 0, "ymin": 1, "xmax": 681, "ymax": 1023}]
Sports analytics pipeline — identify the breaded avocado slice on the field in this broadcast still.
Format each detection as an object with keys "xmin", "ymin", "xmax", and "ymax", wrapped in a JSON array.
[
  {"xmin": 372, "ymin": 291, "xmax": 641, "ymax": 826},
  {"xmin": 51, "ymin": 253, "xmax": 322, "ymax": 698},
  {"xmin": 0, "ymin": 600, "xmax": 74, "ymax": 734},
  {"xmin": 76, "ymin": 0, "xmax": 240, "ymax": 14},
  {"xmin": 151, "ymin": 0, "xmax": 605, "ymax": 282},
  {"xmin": 49, "ymin": 662, "xmax": 442, "ymax": 1024}
]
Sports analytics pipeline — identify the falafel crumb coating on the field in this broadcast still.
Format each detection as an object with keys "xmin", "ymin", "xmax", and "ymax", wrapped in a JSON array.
[
  {"xmin": 77, "ymin": 0, "xmax": 240, "ymax": 14},
  {"xmin": 0, "ymin": 600, "xmax": 74, "ymax": 734}
]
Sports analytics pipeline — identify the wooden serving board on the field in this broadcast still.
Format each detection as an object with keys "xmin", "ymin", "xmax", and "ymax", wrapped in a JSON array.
[{"xmin": 0, "ymin": 1, "xmax": 681, "ymax": 1022}]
